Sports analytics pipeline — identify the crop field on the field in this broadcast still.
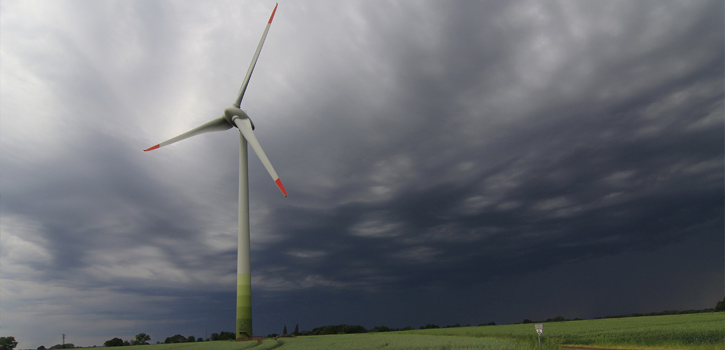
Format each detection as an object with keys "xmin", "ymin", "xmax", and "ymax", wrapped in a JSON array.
[
  {"xmin": 407, "ymin": 312, "xmax": 725, "ymax": 349},
  {"xmin": 272, "ymin": 334, "xmax": 538, "ymax": 350},
  {"xmin": 120, "ymin": 312, "xmax": 724, "ymax": 350},
  {"xmin": 122, "ymin": 334, "xmax": 537, "ymax": 350}
]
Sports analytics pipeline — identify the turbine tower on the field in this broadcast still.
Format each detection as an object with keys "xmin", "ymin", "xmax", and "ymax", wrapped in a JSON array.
[{"xmin": 144, "ymin": 4, "xmax": 285, "ymax": 338}]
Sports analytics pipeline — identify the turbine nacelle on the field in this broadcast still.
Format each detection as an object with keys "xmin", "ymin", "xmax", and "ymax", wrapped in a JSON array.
[{"xmin": 224, "ymin": 106, "xmax": 255, "ymax": 130}]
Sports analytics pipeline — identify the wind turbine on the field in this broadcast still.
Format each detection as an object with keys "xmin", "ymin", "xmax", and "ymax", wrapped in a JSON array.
[{"xmin": 144, "ymin": 3, "xmax": 285, "ymax": 339}]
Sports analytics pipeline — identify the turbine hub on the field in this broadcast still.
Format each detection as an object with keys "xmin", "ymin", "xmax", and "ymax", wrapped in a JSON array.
[{"xmin": 225, "ymin": 106, "xmax": 255, "ymax": 130}]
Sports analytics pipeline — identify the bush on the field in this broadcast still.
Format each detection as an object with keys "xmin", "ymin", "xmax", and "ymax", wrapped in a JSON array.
[
  {"xmin": 103, "ymin": 338, "xmax": 124, "ymax": 347},
  {"xmin": 164, "ymin": 335, "xmax": 187, "ymax": 344},
  {"xmin": 0, "ymin": 337, "xmax": 18, "ymax": 350},
  {"xmin": 210, "ymin": 332, "xmax": 236, "ymax": 341}
]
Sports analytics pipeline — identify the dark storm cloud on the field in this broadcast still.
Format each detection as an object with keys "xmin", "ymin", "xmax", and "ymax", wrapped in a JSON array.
[
  {"xmin": 1, "ymin": 0, "xmax": 722, "ymax": 348},
  {"xmin": 249, "ymin": 0, "xmax": 723, "ymax": 295}
]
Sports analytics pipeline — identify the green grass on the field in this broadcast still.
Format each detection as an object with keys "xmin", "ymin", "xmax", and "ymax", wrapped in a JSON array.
[
  {"xmin": 121, "ymin": 312, "xmax": 724, "ymax": 350},
  {"xmin": 121, "ymin": 342, "xmax": 262, "ymax": 350},
  {"xmin": 406, "ymin": 312, "xmax": 725, "ymax": 349},
  {"xmin": 120, "ymin": 334, "xmax": 534, "ymax": 350},
  {"xmin": 274, "ymin": 333, "xmax": 535, "ymax": 350}
]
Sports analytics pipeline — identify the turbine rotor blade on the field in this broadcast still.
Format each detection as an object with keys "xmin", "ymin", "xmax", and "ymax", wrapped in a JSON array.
[
  {"xmin": 234, "ymin": 117, "xmax": 287, "ymax": 197},
  {"xmin": 144, "ymin": 116, "xmax": 232, "ymax": 151},
  {"xmin": 233, "ymin": 3, "xmax": 278, "ymax": 108}
]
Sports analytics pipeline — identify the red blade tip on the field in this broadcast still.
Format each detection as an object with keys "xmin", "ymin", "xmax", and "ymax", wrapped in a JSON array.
[
  {"xmin": 144, "ymin": 144, "xmax": 160, "ymax": 152},
  {"xmin": 275, "ymin": 178, "xmax": 287, "ymax": 197},
  {"xmin": 268, "ymin": 3, "xmax": 278, "ymax": 23}
]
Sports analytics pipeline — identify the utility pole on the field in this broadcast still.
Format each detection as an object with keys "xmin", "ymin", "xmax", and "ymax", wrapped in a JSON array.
[{"xmin": 62, "ymin": 334, "xmax": 66, "ymax": 348}]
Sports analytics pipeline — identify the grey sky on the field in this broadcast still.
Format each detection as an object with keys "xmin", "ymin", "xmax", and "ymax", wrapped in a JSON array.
[{"xmin": 1, "ymin": 1, "xmax": 723, "ymax": 348}]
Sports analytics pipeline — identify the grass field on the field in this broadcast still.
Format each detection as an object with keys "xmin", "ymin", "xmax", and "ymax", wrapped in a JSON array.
[
  {"xmin": 407, "ymin": 312, "xmax": 725, "ymax": 349},
  {"xmin": 120, "ymin": 312, "xmax": 724, "ymax": 350},
  {"xmin": 122, "ymin": 334, "xmax": 536, "ymax": 350}
]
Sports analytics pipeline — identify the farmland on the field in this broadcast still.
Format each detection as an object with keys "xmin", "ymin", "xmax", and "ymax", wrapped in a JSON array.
[
  {"xmin": 407, "ymin": 312, "xmax": 725, "ymax": 348},
  {"xmin": 118, "ymin": 335, "xmax": 537, "ymax": 350},
  {"xmin": 118, "ymin": 312, "xmax": 724, "ymax": 350}
]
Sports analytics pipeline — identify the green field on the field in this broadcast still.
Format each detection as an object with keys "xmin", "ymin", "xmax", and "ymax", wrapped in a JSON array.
[
  {"xmin": 122, "ymin": 334, "xmax": 537, "ymax": 350},
  {"xmin": 122, "ymin": 312, "xmax": 724, "ymax": 350},
  {"xmin": 406, "ymin": 312, "xmax": 725, "ymax": 349}
]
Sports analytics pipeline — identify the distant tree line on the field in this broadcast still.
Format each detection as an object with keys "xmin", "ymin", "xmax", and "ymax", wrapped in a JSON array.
[
  {"xmin": 162, "ymin": 334, "xmax": 200, "ymax": 343},
  {"xmin": 519, "ymin": 303, "xmax": 723, "ymax": 325},
  {"xmin": 103, "ymin": 333, "xmax": 152, "ymax": 347},
  {"xmin": 265, "ymin": 322, "xmax": 499, "ymax": 338},
  {"xmin": 161, "ymin": 332, "xmax": 235, "ymax": 343},
  {"xmin": 594, "ymin": 306, "xmax": 721, "ymax": 320},
  {"xmin": 36, "ymin": 344, "xmax": 74, "ymax": 349},
  {"xmin": 209, "ymin": 332, "xmax": 236, "ymax": 341},
  {"xmin": 102, "ymin": 331, "xmax": 239, "ymax": 347}
]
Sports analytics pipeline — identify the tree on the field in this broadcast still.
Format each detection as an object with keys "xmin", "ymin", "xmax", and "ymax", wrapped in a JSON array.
[
  {"xmin": 133, "ymin": 333, "xmax": 150, "ymax": 346},
  {"xmin": 309, "ymin": 324, "xmax": 367, "ymax": 335},
  {"xmin": 219, "ymin": 332, "xmax": 236, "ymax": 340},
  {"xmin": 716, "ymin": 297, "xmax": 725, "ymax": 311},
  {"xmin": 283, "ymin": 325, "xmax": 287, "ymax": 335},
  {"xmin": 210, "ymin": 332, "xmax": 236, "ymax": 341},
  {"xmin": 186, "ymin": 336, "xmax": 195, "ymax": 343},
  {"xmin": 0, "ymin": 337, "xmax": 18, "ymax": 350},
  {"xmin": 294, "ymin": 324, "xmax": 299, "ymax": 336},
  {"xmin": 164, "ymin": 335, "xmax": 186, "ymax": 344},
  {"xmin": 103, "ymin": 338, "xmax": 124, "ymax": 347}
]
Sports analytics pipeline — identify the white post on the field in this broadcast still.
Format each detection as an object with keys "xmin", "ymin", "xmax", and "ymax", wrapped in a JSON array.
[
  {"xmin": 535, "ymin": 324, "xmax": 543, "ymax": 348},
  {"xmin": 237, "ymin": 133, "xmax": 252, "ymax": 338}
]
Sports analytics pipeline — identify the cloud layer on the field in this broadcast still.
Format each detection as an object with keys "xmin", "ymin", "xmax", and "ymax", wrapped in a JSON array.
[{"xmin": 1, "ymin": 1, "xmax": 722, "ymax": 348}]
